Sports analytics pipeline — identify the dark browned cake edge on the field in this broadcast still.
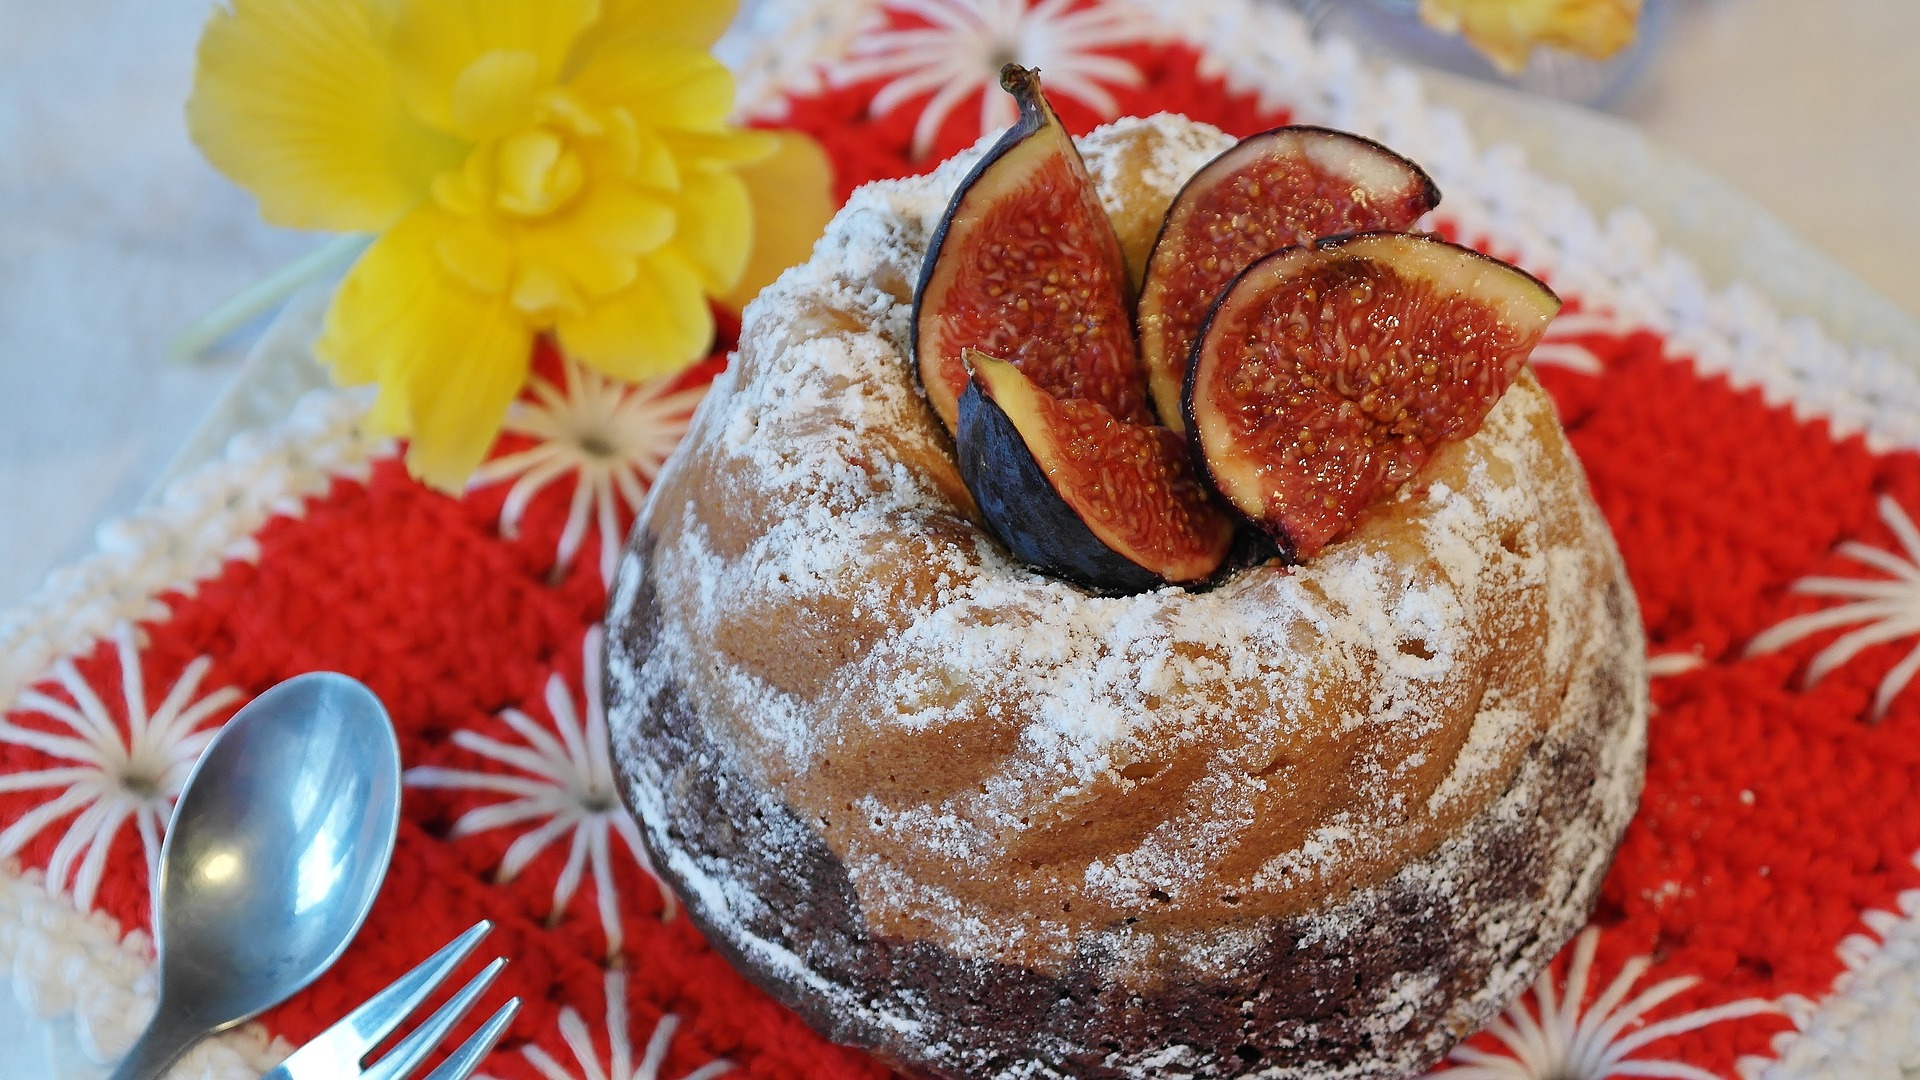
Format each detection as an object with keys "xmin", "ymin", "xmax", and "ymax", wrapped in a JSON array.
[{"xmin": 605, "ymin": 527, "xmax": 1647, "ymax": 1080}]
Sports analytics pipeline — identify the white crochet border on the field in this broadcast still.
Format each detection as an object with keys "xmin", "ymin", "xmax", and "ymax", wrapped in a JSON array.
[
  {"xmin": 0, "ymin": 390, "xmax": 388, "ymax": 1075},
  {"xmin": 3, "ymin": 0, "xmax": 1917, "ymax": 1075}
]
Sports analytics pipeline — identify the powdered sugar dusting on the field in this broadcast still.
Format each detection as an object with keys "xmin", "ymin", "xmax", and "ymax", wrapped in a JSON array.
[
  {"xmin": 610, "ymin": 113, "xmax": 1647, "ymax": 1077},
  {"xmin": 1081, "ymin": 112, "xmax": 1239, "ymax": 202}
]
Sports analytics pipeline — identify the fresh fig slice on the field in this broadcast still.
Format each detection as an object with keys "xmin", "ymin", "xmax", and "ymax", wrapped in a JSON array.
[
  {"xmin": 958, "ymin": 351, "xmax": 1232, "ymax": 593},
  {"xmin": 914, "ymin": 65, "xmax": 1147, "ymax": 434},
  {"xmin": 1187, "ymin": 232, "xmax": 1560, "ymax": 562},
  {"xmin": 1139, "ymin": 127, "xmax": 1440, "ymax": 432}
]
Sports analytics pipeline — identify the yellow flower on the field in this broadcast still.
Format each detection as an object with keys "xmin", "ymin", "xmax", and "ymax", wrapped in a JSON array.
[
  {"xmin": 1418, "ymin": 0, "xmax": 1641, "ymax": 74},
  {"xmin": 188, "ymin": 0, "xmax": 832, "ymax": 490}
]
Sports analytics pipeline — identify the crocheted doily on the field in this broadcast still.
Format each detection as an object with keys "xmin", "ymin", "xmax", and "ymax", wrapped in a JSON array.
[{"xmin": 3, "ymin": 2, "xmax": 1918, "ymax": 1078}]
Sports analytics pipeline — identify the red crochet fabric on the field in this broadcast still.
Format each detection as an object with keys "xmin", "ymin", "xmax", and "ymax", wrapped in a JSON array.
[{"xmin": 4, "ymin": 15, "xmax": 1918, "ymax": 1080}]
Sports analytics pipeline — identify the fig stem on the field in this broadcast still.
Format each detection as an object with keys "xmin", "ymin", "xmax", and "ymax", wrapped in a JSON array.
[{"xmin": 999, "ymin": 64, "xmax": 1048, "ymax": 127}]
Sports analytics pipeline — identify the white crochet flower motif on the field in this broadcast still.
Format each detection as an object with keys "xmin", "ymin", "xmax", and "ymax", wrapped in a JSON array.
[
  {"xmin": 837, "ymin": 0, "xmax": 1155, "ymax": 158},
  {"xmin": 408, "ymin": 627, "xmax": 675, "ymax": 954},
  {"xmin": 472, "ymin": 357, "xmax": 706, "ymax": 584},
  {"xmin": 1531, "ymin": 310, "xmax": 1629, "ymax": 375},
  {"xmin": 1747, "ymin": 493, "xmax": 1920, "ymax": 720},
  {"xmin": 1645, "ymin": 652, "xmax": 1706, "ymax": 678},
  {"xmin": 1438, "ymin": 927, "xmax": 1776, "ymax": 1080},
  {"xmin": 0, "ymin": 624, "xmax": 240, "ymax": 912},
  {"xmin": 517, "ymin": 970, "xmax": 731, "ymax": 1080}
]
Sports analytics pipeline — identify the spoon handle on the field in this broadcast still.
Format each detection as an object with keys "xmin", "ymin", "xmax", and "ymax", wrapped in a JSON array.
[{"xmin": 105, "ymin": 1008, "xmax": 203, "ymax": 1080}]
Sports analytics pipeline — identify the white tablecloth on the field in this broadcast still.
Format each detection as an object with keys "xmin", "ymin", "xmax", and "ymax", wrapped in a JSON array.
[{"xmin": 0, "ymin": 0, "xmax": 309, "ymax": 610}]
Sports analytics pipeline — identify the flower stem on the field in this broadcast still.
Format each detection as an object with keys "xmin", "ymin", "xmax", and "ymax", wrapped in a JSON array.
[{"xmin": 168, "ymin": 233, "xmax": 370, "ymax": 363}]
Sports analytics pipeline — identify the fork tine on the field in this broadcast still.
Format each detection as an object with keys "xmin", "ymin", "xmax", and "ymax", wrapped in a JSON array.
[
  {"xmin": 333, "ymin": 920, "xmax": 493, "ymax": 1056},
  {"xmin": 360, "ymin": 957, "xmax": 507, "ymax": 1080},
  {"xmin": 416, "ymin": 997, "xmax": 521, "ymax": 1080}
]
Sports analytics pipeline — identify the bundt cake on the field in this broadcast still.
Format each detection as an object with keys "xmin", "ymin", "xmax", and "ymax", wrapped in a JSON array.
[{"xmin": 605, "ymin": 113, "xmax": 1647, "ymax": 1078}]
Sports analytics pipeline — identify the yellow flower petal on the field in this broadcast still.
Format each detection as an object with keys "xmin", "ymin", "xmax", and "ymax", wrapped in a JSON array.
[
  {"xmin": 397, "ymin": 301, "xmax": 533, "ymax": 490},
  {"xmin": 187, "ymin": 0, "xmax": 461, "ymax": 231},
  {"xmin": 318, "ymin": 210, "xmax": 449, "ymax": 386},
  {"xmin": 492, "ymin": 128, "xmax": 587, "ymax": 215},
  {"xmin": 721, "ymin": 130, "xmax": 836, "ymax": 311},
  {"xmin": 571, "ymin": 0, "xmax": 737, "ymax": 58},
  {"xmin": 557, "ymin": 246, "xmax": 712, "ymax": 379},
  {"xmin": 594, "ymin": 108, "xmax": 681, "ymax": 191},
  {"xmin": 391, "ymin": 0, "xmax": 599, "ymax": 135},
  {"xmin": 569, "ymin": 36, "xmax": 737, "ymax": 131},
  {"xmin": 435, "ymin": 217, "xmax": 515, "ymax": 294},
  {"xmin": 572, "ymin": 183, "xmax": 676, "ymax": 254},
  {"xmin": 1418, "ymin": 0, "xmax": 1640, "ymax": 73},
  {"xmin": 447, "ymin": 49, "xmax": 542, "ymax": 138},
  {"xmin": 318, "ymin": 209, "xmax": 533, "ymax": 490},
  {"xmin": 510, "ymin": 262, "xmax": 586, "ymax": 319},
  {"xmin": 661, "ymin": 127, "xmax": 779, "ymax": 168},
  {"xmin": 514, "ymin": 223, "xmax": 638, "ymax": 309},
  {"xmin": 1547, "ymin": 0, "xmax": 1641, "ymax": 59},
  {"xmin": 667, "ymin": 164, "xmax": 753, "ymax": 295}
]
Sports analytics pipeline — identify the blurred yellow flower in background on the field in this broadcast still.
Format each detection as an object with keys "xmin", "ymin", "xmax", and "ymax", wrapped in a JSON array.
[
  {"xmin": 188, "ymin": 0, "xmax": 832, "ymax": 489},
  {"xmin": 1418, "ymin": 0, "xmax": 1642, "ymax": 74}
]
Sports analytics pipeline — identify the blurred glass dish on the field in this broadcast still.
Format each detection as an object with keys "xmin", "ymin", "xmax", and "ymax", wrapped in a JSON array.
[{"xmin": 1289, "ymin": 0, "xmax": 1670, "ymax": 108}]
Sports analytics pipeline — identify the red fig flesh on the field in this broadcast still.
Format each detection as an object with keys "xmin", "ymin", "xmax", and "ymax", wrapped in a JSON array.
[
  {"xmin": 1140, "ymin": 127, "xmax": 1440, "ymax": 432},
  {"xmin": 914, "ymin": 65, "xmax": 1147, "ymax": 433},
  {"xmin": 959, "ymin": 352, "xmax": 1231, "ymax": 592},
  {"xmin": 1186, "ymin": 232, "xmax": 1560, "ymax": 561}
]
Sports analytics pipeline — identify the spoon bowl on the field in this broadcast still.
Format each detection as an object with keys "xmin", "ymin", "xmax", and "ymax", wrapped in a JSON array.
[{"xmin": 109, "ymin": 672, "xmax": 400, "ymax": 1079}]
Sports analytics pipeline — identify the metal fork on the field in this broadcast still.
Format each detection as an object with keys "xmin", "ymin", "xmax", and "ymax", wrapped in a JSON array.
[{"xmin": 263, "ymin": 921, "xmax": 520, "ymax": 1080}]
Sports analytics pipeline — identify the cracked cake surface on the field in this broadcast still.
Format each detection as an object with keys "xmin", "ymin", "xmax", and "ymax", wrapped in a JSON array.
[{"xmin": 606, "ymin": 114, "xmax": 1648, "ymax": 1078}]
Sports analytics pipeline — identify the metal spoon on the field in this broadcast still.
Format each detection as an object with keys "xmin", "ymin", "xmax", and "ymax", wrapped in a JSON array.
[{"xmin": 107, "ymin": 672, "xmax": 401, "ymax": 1080}]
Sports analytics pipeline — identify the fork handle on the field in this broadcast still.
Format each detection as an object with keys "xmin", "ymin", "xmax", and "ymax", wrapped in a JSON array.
[{"xmin": 106, "ymin": 1008, "xmax": 204, "ymax": 1080}]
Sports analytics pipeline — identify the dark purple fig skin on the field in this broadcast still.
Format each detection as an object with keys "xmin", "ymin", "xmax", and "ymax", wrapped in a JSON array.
[
  {"xmin": 1139, "ymin": 125, "xmax": 1441, "ymax": 433},
  {"xmin": 914, "ymin": 64, "xmax": 1057, "ymax": 317},
  {"xmin": 1182, "ymin": 231, "xmax": 1560, "ymax": 562},
  {"xmin": 1183, "ymin": 255, "xmax": 1305, "ymax": 567},
  {"xmin": 1221, "ymin": 525, "xmax": 1289, "ymax": 574},
  {"xmin": 911, "ymin": 63, "xmax": 1143, "ymax": 433},
  {"xmin": 956, "ymin": 378, "xmax": 1165, "ymax": 596}
]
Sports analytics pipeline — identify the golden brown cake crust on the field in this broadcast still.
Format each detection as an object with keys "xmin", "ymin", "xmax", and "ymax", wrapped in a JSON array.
[
  {"xmin": 610, "ymin": 555, "xmax": 1641, "ymax": 1077},
  {"xmin": 606, "ymin": 116, "xmax": 1648, "ymax": 1077}
]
